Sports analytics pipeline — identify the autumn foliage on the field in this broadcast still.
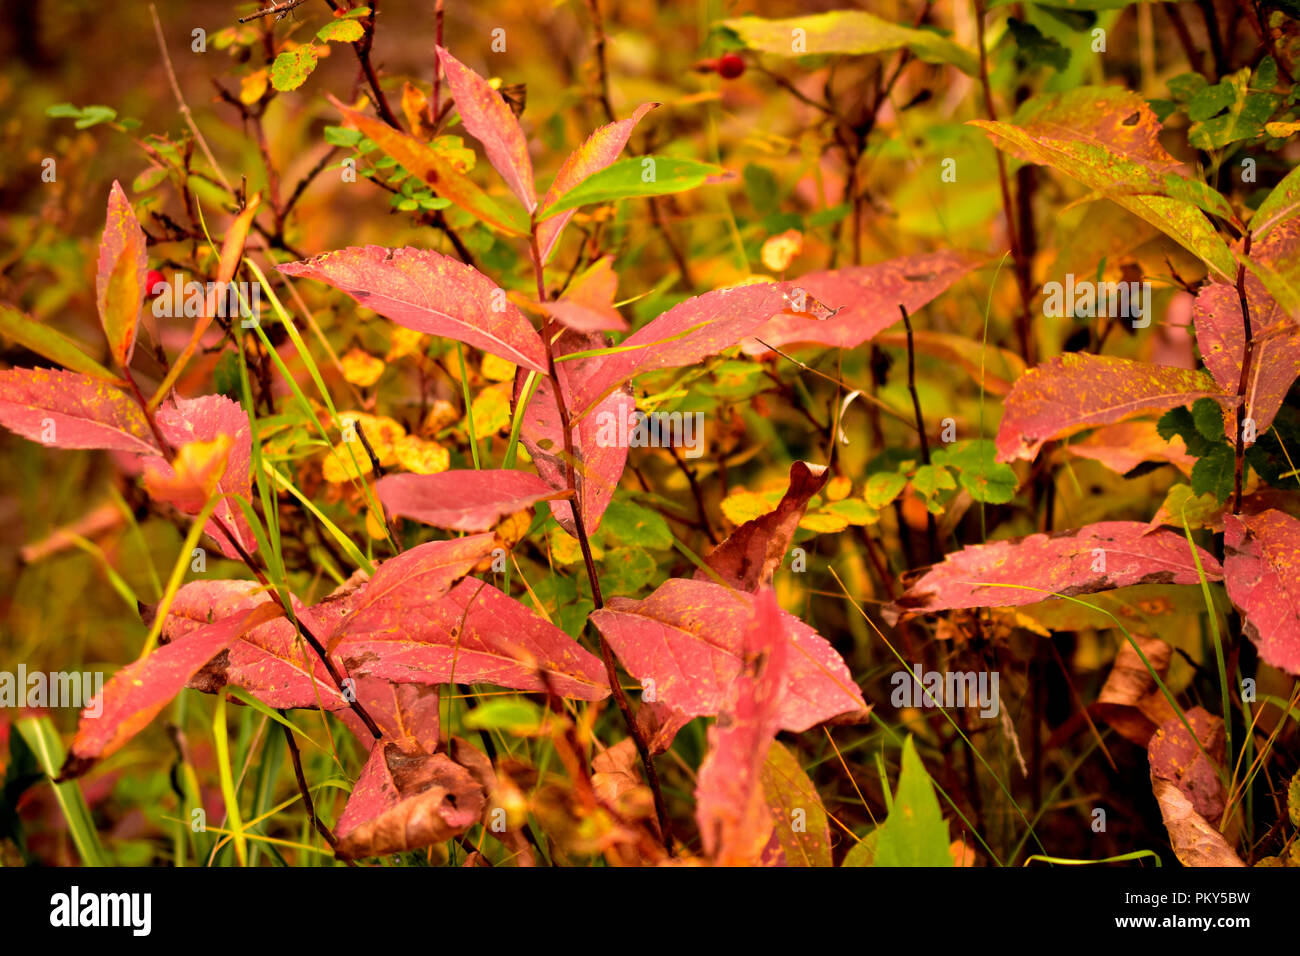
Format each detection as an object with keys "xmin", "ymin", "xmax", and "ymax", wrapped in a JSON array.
[{"xmin": 1, "ymin": 1, "xmax": 1299, "ymax": 869}]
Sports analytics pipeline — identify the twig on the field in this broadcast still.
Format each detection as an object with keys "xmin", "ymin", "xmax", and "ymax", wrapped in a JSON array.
[
  {"xmin": 239, "ymin": 0, "xmax": 310, "ymax": 23},
  {"xmin": 1233, "ymin": 233, "xmax": 1255, "ymax": 513},
  {"xmin": 281, "ymin": 722, "xmax": 354, "ymax": 864},
  {"xmin": 150, "ymin": 4, "xmax": 234, "ymax": 194},
  {"xmin": 900, "ymin": 305, "xmax": 938, "ymax": 561}
]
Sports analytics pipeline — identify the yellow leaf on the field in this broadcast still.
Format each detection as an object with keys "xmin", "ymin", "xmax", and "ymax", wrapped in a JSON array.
[
  {"xmin": 394, "ymin": 435, "xmax": 450, "ymax": 474},
  {"xmin": 720, "ymin": 488, "xmax": 782, "ymax": 525},
  {"xmin": 401, "ymin": 81, "xmax": 435, "ymax": 140},
  {"xmin": 798, "ymin": 512, "xmax": 849, "ymax": 534},
  {"xmin": 481, "ymin": 353, "xmax": 517, "ymax": 382},
  {"xmin": 386, "ymin": 326, "xmax": 427, "ymax": 361},
  {"xmin": 761, "ymin": 229, "xmax": 803, "ymax": 272},
  {"xmin": 240, "ymin": 69, "xmax": 269, "ymax": 105},
  {"xmin": 340, "ymin": 347, "xmax": 386, "ymax": 387},
  {"xmin": 321, "ymin": 442, "xmax": 373, "ymax": 484},
  {"xmin": 143, "ymin": 435, "xmax": 233, "ymax": 511},
  {"xmin": 825, "ymin": 475, "xmax": 852, "ymax": 501},
  {"xmin": 365, "ymin": 507, "xmax": 389, "ymax": 540},
  {"xmin": 469, "ymin": 382, "xmax": 512, "ymax": 435}
]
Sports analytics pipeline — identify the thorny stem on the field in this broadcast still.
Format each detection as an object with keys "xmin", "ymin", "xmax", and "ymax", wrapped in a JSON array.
[
  {"xmin": 1233, "ymin": 233, "xmax": 1255, "ymax": 514},
  {"xmin": 528, "ymin": 227, "xmax": 676, "ymax": 854}
]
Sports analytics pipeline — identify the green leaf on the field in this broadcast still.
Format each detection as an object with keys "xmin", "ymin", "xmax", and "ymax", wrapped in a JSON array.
[
  {"xmin": 841, "ymin": 830, "xmax": 878, "ymax": 866},
  {"xmin": 931, "ymin": 439, "xmax": 1018, "ymax": 504},
  {"xmin": 539, "ymin": 157, "xmax": 724, "ymax": 219},
  {"xmin": 761, "ymin": 742, "xmax": 832, "ymax": 867},
  {"xmin": 1007, "ymin": 18, "xmax": 1070, "ymax": 72},
  {"xmin": 1252, "ymin": 164, "xmax": 1300, "ymax": 240},
  {"xmin": 271, "ymin": 45, "xmax": 319, "ymax": 92},
  {"xmin": 1191, "ymin": 397, "xmax": 1226, "ymax": 442},
  {"xmin": 323, "ymin": 125, "xmax": 363, "ymax": 147},
  {"xmin": 45, "ymin": 103, "xmax": 81, "ymax": 118},
  {"xmin": 131, "ymin": 166, "xmax": 169, "ymax": 192},
  {"xmin": 463, "ymin": 698, "xmax": 544, "ymax": 734},
  {"xmin": 0, "ymin": 303, "xmax": 120, "ymax": 383},
  {"xmin": 912, "ymin": 463, "xmax": 956, "ymax": 500},
  {"xmin": 601, "ymin": 546, "xmax": 659, "ymax": 595},
  {"xmin": 317, "ymin": 19, "xmax": 365, "ymax": 42},
  {"xmin": 1191, "ymin": 443, "xmax": 1235, "ymax": 502},
  {"xmin": 864, "ymin": 471, "xmax": 908, "ymax": 508},
  {"xmin": 721, "ymin": 12, "xmax": 977, "ymax": 76},
  {"xmin": 872, "ymin": 737, "xmax": 952, "ymax": 867},
  {"xmin": 74, "ymin": 105, "xmax": 117, "ymax": 129},
  {"xmin": 600, "ymin": 498, "xmax": 674, "ymax": 550},
  {"xmin": 1188, "ymin": 69, "xmax": 1280, "ymax": 149}
]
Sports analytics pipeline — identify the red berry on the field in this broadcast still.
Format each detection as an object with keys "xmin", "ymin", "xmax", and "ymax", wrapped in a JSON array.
[
  {"xmin": 717, "ymin": 53, "xmax": 745, "ymax": 80},
  {"xmin": 146, "ymin": 269, "xmax": 166, "ymax": 296}
]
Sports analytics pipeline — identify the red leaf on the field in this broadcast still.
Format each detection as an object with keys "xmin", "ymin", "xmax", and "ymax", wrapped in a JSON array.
[
  {"xmin": 1194, "ymin": 277, "xmax": 1300, "ymax": 440},
  {"xmin": 0, "ymin": 368, "xmax": 158, "ymax": 455},
  {"xmin": 888, "ymin": 521, "xmax": 1223, "ymax": 620},
  {"xmin": 539, "ymin": 256, "xmax": 628, "ymax": 333},
  {"xmin": 1224, "ymin": 509, "xmax": 1300, "ymax": 676},
  {"xmin": 376, "ymin": 469, "xmax": 558, "ymax": 532},
  {"xmin": 536, "ymin": 104, "xmax": 658, "ymax": 262},
  {"xmin": 740, "ymin": 251, "xmax": 981, "ymax": 353},
  {"xmin": 335, "ymin": 742, "xmax": 485, "ymax": 860},
  {"xmin": 572, "ymin": 281, "xmax": 798, "ymax": 417},
  {"xmin": 278, "ymin": 246, "xmax": 548, "ymax": 372},
  {"xmin": 436, "ymin": 46, "xmax": 536, "ymax": 211},
  {"xmin": 515, "ymin": 328, "xmax": 633, "ymax": 535},
  {"xmin": 696, "ymin": 460, "xmax": 828, "ymax": 591},
  {"xmin": 1149, "ymin": 707, "xmax": 1227, "ymax": 823},
  {"xmin": 160, "ymin": 579, "xmax": 353, "ymax": 711},
  {"xmin": 995, "ymin": 353, "xmax": 1229, "ymax": 463},
  {"xmin": 60, "ymin": 600, "xmax": 284, "ymax": 778},
  {"xmin": 590, "ymin": 578, "xmax": 866, "ymax": 730},
  {"xmin": 147, "ymin": 394, "xmax": 256, "ymax": 559},
  {"xmin": 336, "ymin": 577, "xmax": 610, "ymax": 700},
  {"xmin": 694, "ymin": 590, "xmax": 789, "ymax": 865},
  {"xmin": 340, "ymin": 680, "xmax": 441, "ymax": 753},
  {"xmin": 328, "ymin": 535, "xmax": 500, "ymax": 648},
  {"xmin": 96, "ymin": 181, "xmax": 148, "ymax": 368}
]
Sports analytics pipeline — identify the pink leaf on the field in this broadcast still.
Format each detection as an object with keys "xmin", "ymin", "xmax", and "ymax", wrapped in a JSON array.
[
  {"xmin": 329, "ymin": 535, "xmax": 501, "ymax": 647},
  {"xmin": 696, "ymin": 460, "xmax": 828, "ymax": 591},
  {"xmin": 278, "ymin": 246, "xmax": 548, "ymax": 372},
  {"xmin": 436, "ymin": 46, "xmax": 536, "ymax": 211},
  {"xmin": 339, "ymin": 679, "xmax": 441, "ymax": 754},
  {"xmin": 336, "ymin": 577, "xmax": 610, "ymax": 700},
  {"xmin": 572, "ymin": 281, "xmax": 799, "ymax": 417},
  {"xmin": 590, "ymin": 578, "xmax": 867, "ymax": 731},
  {"xmin": 995, "ymin": 353, "xmax": 1229, "ymax": 463},
  {"xmin": 536, "ymin": 104, "xmax": 658, "ymax": 262},
  {"xmin": 0, "ymin": 368, "xmax": 158, "ymax": 455},
  {"xmin": 888, "ymin": 521, "xmax": 1223, "ymax": 620},
  {"xmin": 376, "ymin": 469, "xmax": 558, "ymax": 532},
  {"xmin": 147, "ymin": 394, "xmax": 256, "ymax": 559},
  {"xmin": 695, "ymin": 589, "xmax": 789, "ymax": 865},
  {"xmin": 515, "ymin": 328, "xmax": 633, "ymax": 535},
  {"xmin": 96, "ymin": 181, "xmax": 148, "ymax": 367},
  {"xmin": 1224, "ymin": 509, "xmax": 1300, "ymax": 676},
  {"xmin": 1194, "ymin": 277, "xmax": 1300, "ymax": 440},
  {"xmin": 60, "ymin": 599, "xmax": 284, "ymax": 778},
  {"xmin": 539, "ymin": 256, "xmax": 628, "ymax": 333},
  {"xmin": 740, "ymin": 251, "xmax": 981, "ymax": 354},
  {"xmin": 160, "ymin": 579, "xmax": 354, "ymax": 711}
]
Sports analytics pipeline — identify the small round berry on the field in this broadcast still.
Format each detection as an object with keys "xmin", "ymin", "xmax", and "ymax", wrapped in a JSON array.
[
  {"xmin": 717, "ymin": 53, "xmax": 745, "ymax": 80},
  {"xmin": 146, "ymin": 269, "xmax": 166, "ymax": 296}
]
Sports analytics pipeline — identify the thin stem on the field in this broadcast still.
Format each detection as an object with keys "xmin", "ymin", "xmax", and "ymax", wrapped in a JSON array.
[
  {"xmin": 1233, "ymin": 233, "xmax": 1255, "ymax": 513},
  {"xmin": 900, "ymin": 305, "xmax": 938, "ymax": 561},
  {"xmin": 528, "ymin": 227, "xmax": 675, "ymax": 853},
  {"xmin": 281, "ymin": 721, "xmax": 353, "ymax": 864}
]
